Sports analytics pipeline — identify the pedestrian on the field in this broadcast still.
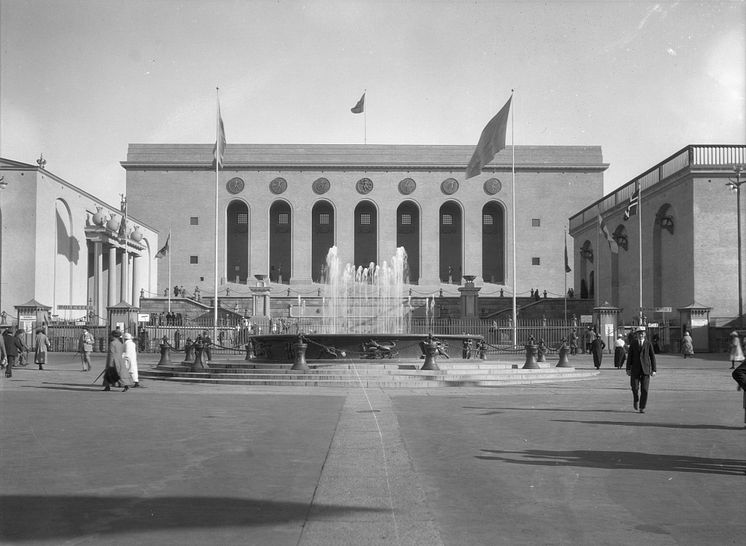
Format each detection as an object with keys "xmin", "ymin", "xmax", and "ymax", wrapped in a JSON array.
[
  {"xmin": 2, "ymin": 328, "xmax": 17, "ymax": 377},
  {"xmin": 33, "ymin": 328, "xmax": 51, "ymax": 370},
  {"xmin": 681, "ymin": 331, "xmax": 694, "ymax": 358},
  {"xmin": 569, "ymin": 329, "xmax": 578, "ymax": 355},
  {"xmin": 590, "ymin": 330, "xmax": 605, "ymax": 369},
  {"xmin": 103, "ymin": 330, "xmax": 132, "ymax": 392},
  {"xmin": 626, "ymin": 327, "xmax": 657, "ymax": 413},
  {"xmin": 202, "ymin": 330, "xmax": 212, "ymax": 361},
  {"xmin": 0, "ymin": 334, "xmax": 7, "ymax": 373},
  {"xmin": 728, "ymin": 330, "xmax": 744, "ymax": 370},
  {"xmin": 15, "ymin": 329, "xmax": 29, "ymax": 366},
  {"xmin": 614, "ymin": 333, "xmax": 626, "ymax": 369},
  {"xmin": 122, "ymin": 332, "xmax": 140, "ymax": 388},
  {"xmin": 174, "ymin": 330, "xmax": 181, "ymax": 350},
  {"xmin": 78, "ymin": 327, "xmax": 94, "ymax": 371}
]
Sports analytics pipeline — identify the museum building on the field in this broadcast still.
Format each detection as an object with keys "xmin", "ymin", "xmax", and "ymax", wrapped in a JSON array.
[
  {"xmin": 569, "ymin": 144, "xmax": 746, "ymax": 350},
  {"xmin": 0, "ymin": 157, "xmax": 158, "ymax": 325},
  {"xmin": 122, "ymin": 143, "xmax": 607, "ymax": 299}
]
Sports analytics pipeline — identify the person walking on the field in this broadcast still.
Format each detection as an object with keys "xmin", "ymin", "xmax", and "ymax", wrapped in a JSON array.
[
  {"xmin": 590, "ymin": 330, "xmax": 606, "ymax": 369},
  {"xmin": 613, "ymin": 333, "xmax": 626, "ymax": 369},
  {"xmin": 569, "ymin": 330, "xmax": 578, "ymax": 356},
  {"xmin": 681, "ymin": 331, "xmax": 694, "ymax": 358},
  {"xmin": 2, "ymin": 328, "xmax": 17, "ymax": 377},
  {"xmin": 78, "ymin": 327, "xmax": 94, "ymax": 371},
  {"xmin": 15, "ymin": 329, "xmax": 29, "ymax": 366},
  {"xmin": 626, "ymin": 327, "xmax": 657, "ymax": 413},
  {"xmin": 122, "ymin": 332, "xmax": 140, "ymax": 388},
  {"xmin": 103, "ymin": 330, "xmax": 132, "ymax": 392},
  {"xmin": 202, "ymin": 330, "xmax": 212, "ymax": 362},
  {"xmin": 728, "ymin": 330, "xmax": 744, "ymax": 370},
  {"xmin": 33, "ymin": 328, "xmax": 51, "ymax": 371}
]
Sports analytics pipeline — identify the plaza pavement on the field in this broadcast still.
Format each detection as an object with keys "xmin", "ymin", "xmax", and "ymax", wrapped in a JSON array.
[{"xmin": 0, "ymin": 351, "xmax": 743, "ymax": 545}]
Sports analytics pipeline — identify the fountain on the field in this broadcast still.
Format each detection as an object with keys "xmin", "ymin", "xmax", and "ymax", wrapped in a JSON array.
[{"xmin": 249, "ymin": 246, "xmax": 483, "ymax": 365}]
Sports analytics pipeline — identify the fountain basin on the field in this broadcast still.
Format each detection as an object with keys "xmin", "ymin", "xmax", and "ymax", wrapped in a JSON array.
[{"xmin": 248, "ymin": 333, "xmax": 484, "ymax": 363}]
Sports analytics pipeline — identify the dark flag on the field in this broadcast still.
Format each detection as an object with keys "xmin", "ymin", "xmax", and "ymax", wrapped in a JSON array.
[
  {"xmin": 565, "ymin": 238, "xmax": 572, "ymax": 273},
  {"xmin": 466, "ymin": 95, "xmax": 512, "ymax": 179},
  {"xmin": 351, "ymin": 92, "xmax": 365, "ymax": 114}
]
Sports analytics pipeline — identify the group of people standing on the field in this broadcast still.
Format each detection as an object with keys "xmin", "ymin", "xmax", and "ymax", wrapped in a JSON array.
[{"xmin": 1, "ymin": 327, "xmax": 51, "ymax": 377}]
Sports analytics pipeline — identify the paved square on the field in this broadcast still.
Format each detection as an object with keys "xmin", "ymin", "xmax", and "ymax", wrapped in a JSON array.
[{"xmin": 1, "ymin": 352, "xmax": 743, "ymax": 544}]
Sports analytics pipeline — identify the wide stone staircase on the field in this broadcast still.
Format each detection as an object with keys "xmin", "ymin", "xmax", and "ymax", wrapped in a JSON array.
[{"xmin": 140, "ymin": 357, "xmax": 599, "ymax": 388}]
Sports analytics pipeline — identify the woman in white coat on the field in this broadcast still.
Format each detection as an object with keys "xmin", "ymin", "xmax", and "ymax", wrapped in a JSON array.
[{"xmin": 122, "ymin": 332, "xmax": 140, "ymax": 387}]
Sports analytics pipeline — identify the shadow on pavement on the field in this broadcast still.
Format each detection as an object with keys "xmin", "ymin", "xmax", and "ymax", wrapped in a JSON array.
[
  {"xmin": 0, "ymin": 495, "xmax": 386, "ymax": 541},
  {"xmin": 551, "ymin": 418, "xmax": 745, "ymax": 431},
  {"xmin": 463, "ymin": 406, "xmax": 628, "ymax": 415},
  {"xmin": 476, "ymin": 449, "xmax": 746, "ymax": 475}
]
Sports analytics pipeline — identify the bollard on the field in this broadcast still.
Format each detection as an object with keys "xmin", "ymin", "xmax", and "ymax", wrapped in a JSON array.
[
  {"xmin": 743, "ymin": 390, "xmax": 746, "ymax": 427},
  {"xmin": 523, "ymin": 341, "xmax": 540, "ymax": 369},
  {"xmin": 182, "ymin": 339, "xmax": 195, "ymax": 365},
  {"xmin": 556, "ymin": 341, "xmax": 571, "ymax": 368},
  {"xmin": 537, "ymin": 339, "xmax": 547, "ymax": 363},
  {"xmin": 156, "ymin": 339, "xmax": 172, "ymax": 368},
  {"xmin": 420, "ymin": 333, "xmax": 440, "ymax": 370},
  {"xmin": 291, "ymin": 335, "xmax": 309, "ymax": 371}
]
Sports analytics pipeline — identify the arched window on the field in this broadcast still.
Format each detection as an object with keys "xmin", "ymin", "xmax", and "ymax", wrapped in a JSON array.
[
  {"xmin": 269, "ymin": 201, "xmax": 292, "ymax": 284},
  {"xmin": 226, "ymin": 200, "xmax": 249, "ymax": 283},
  {"xmin": 396, "ymin": 201, "xmax": 419, "ymax": 284},
  {"xmin": 312, "ymin": 201, "xmax": 335, "ymax": 282},
  {"xmin": 482, "ymin": 201, "xmax": 505, "ymax": 283},
  {"xmin": 354, "ymin": 201, "xmax": 377, "ymax": 269},
  {"xmin": 439, "ymin": 201, "xmax": 462, "ymax": 283}
]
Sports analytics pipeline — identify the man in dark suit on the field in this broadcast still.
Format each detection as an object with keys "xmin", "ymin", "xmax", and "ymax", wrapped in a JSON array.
[{"xmin": 626, "ymin": 327, "xmax": 657, "ymax": 413}]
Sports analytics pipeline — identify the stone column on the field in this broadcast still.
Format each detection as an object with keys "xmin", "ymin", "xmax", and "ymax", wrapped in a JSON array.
[
  {"xmin": 131, "ymin": 254, "xmax": 141, "ymax": 307},
  {"xmin": 94, "ymin": 241, "xmax": 103, "ymax": 324},
  {"xmin": 120, "ymin": 250, "xmax": 130, "ymax": 304},
  {"xmin": 291, "ymin": 201, "xmax": 313, "ymax": 285},
  {"xmin": 419, "ymin": 200, "xmax": 440, "ymax": 286},
  {"xmin": 107, "ymin": 245, "xmax": 117, "ymax": 306}
]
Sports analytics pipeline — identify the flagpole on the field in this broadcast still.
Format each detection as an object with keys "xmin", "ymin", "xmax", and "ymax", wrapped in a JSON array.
[
  {"xmin": 596, "ymin": 210, "xmax": 601, "ymax": 310},
  {"xmin": 214, "ymin": 88, "xmax": 220, "ymax": 345},
  {"xmin": 167, "ymin": 228, "xmax": 172, "ymax": 314},
  {"xmin": 511, "ymin": 89, "xmax": 517, "ymax": 347},
  {"xmin": 638, "ymin": 182, "xmax": 643, "ymax": 324},
  {"xmin": 564, "ymin": 229, "xmax": 568, "ymax": 324},
  {"xmin": 364, "ymin": 89, "xmax": 367, "ymax": 144}
]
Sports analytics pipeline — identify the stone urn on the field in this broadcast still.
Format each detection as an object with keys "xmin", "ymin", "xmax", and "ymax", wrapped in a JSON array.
[{"xmin": 92, "ymin": 206, "xmax": 105, "ymax": 226}]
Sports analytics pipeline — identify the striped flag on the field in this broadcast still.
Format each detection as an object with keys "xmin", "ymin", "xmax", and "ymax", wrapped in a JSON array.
[
  {"xmin": 623, "ymin": 184, "xmax": 639, "ymax": 221},
  {"xmin": 213, "ymin": 101, "xmax": 227, "ymax": 168},
  {"xmin": 351, "ymin": 92, "xmax": 365, "ymax": 114},
  {"xmin": 466, "ymin": 95, "xmax": 512, "ymax": 179},
  {"xmin": 599, "ymin": 215, "xmax": 619, "ymax": 253}
]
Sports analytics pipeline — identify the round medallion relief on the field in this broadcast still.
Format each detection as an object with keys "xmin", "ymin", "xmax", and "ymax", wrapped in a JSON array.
[
  {"xmin": 226, "ymin": 177, "xmax": 245, "ymax": 195},
  {"xmin": 398, "ymin": 178, "xmax": 416, "ymax": 195},
  {"xmin": 312, "ymin": 177, "xmax": 330, "ymax": 194},
  {"xmin": 356, "ymin": 178, "xmax": 374, "ymax": 194},
  {"xmin": 269, "ymin": 177, "xmax": 288, "ymax": 195},
  {"xmin": 483, "ymin": 178, "xmax": 502, "ymax": 195},
  {"xmin": 441, "ymin": 178, "xmax": 459, "ymax": 195}
]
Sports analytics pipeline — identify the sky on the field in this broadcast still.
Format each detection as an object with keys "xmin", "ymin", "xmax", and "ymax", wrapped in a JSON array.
[{"xmin": 1, "ymin": 0, "xmax": 744, "ymax": 207}]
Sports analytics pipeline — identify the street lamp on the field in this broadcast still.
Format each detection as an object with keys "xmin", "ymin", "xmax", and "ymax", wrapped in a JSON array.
[{"xmin": 727, "ymin": 165, "xmax": 745, "ymax": 326}]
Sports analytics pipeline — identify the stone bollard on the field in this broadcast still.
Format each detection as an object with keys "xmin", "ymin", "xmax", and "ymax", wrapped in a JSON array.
[
  {"xmin": 523, "ymin": 340, "xmax": 540, "ymax": 369},
  {"xmin": 743, "ymin": 390, "xmax": 746, "ymax": 427},
  {"xmin": 182, "ymin": 339, "xmax": 195, "ymax": 365},
  {"xmin": 291, "ymin": 335, "xmax": 309, "ymax": 371},
  {"xmin": 556, "ymin": 341, "xmax": 571, "ymax": 368}
]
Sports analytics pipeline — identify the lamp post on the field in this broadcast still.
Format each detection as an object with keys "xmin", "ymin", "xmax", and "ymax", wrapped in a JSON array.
[{"xmin": 727, "ymin": 165, "xmax": 745, "ymax": 326}]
